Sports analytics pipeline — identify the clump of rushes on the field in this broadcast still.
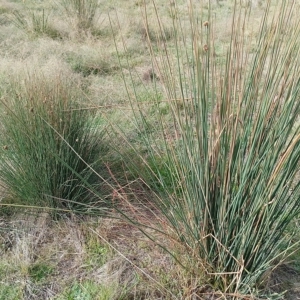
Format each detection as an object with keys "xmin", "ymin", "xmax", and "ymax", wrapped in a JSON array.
[
  {"xmin": 10, "ymin": 9, "xmax": 61, "ymax": 39},
  {"xmin": 61, "ymin": 0, "xmax": 99, "ymax": 33},
  {"xmin": 117, "ymin": 0, "xmax": 300, "ymax": 296},
  {"xmin": 0, "ymin": 74, "xmax": 104, "ymax": 213}
]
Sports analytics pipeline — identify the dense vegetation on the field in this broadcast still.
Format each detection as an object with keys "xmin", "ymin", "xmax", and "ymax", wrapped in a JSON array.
[{"xmin": 0, "ymin": 0, "xmax": 299, "ymax": 299}]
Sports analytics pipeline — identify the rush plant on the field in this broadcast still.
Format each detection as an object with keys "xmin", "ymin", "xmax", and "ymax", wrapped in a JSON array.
[
  {"xmin": 60, "ymin": 0, "xmax": 99, "ymax": 32},
  {"xmin": 0, "ymin": 73, "xmax": 103, "ymax": 212},
  {"xmin": 115, "ymin": 0, "xmax": 300, "ymax": 296}
]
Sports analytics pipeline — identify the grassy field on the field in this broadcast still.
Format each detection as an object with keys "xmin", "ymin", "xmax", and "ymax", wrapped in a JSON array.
[{"xmin": 0, "ymin": 0, "xmax": 300, "ymax": 299}]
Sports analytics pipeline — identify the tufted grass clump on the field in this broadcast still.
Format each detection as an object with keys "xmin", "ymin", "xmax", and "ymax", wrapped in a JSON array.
[
  {"xmin": 0, "ymin": 73, "xmax": 104, "ymax": 212},
  {"xmin": 61, "ymin": 0, "xmax": 99, "ymax": 33},
  {"xmin": 116, "ymin": 0, "xmax": 300, "ymax": 296},
  {"xmin": 10, "ymin": 9, "xmax": 61, "ymax": 39}
]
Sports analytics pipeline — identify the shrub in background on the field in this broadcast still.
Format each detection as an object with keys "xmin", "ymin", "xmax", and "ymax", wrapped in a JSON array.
[
  {"xmin": 10, "ymin": 9, "xmax": 61, "ymax": 39},
  {"xmin": 0, "ymin": 73, "xmax": 104, "ymax": 212},
  {"xmin": 117, "ymin": 0, "xmax": 300, "ymax": 296},
  {"xmin": 61, "ymin": 0, "xmax": 99, "ymax": 33}
]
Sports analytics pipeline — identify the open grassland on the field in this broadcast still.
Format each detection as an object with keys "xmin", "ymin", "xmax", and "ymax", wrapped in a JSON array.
[{"xmin": 0, "ymin": 0, "xmax": 300, "ymax": 299}]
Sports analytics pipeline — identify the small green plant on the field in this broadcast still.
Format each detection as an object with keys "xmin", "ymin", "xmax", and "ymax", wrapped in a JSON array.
[
  {"xmin": 28, "ymin": 263, "xmax": 54, "ymax": 283},
  {"xmin": 60, "ymin": 280, "xmax": 116, "ymax": 300},
  {"xmin": 85, "ymin": 235, "xmax": 109, "ymax": 269},
  {"xmin": 0, "ymin": 73, "xmax": 105, "ymax": 212}
]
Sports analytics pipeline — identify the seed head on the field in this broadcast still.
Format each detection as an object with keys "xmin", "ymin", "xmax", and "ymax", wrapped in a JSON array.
[{"xmin": 203, "ymin": 21, "xmax": 209, "ymax": 27}]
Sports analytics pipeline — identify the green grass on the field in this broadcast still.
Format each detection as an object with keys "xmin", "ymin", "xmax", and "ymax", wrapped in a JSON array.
[
  {"xmin": 0, "ymin": 284, "xmax": 22, "ymax": 300},
  {"xmin": 58, "ymin": 280, "xmax": 118, "ymax": 300},
  {"xmin": 84, "ymin": 233, "xmax": 109, "ymax": 269}
]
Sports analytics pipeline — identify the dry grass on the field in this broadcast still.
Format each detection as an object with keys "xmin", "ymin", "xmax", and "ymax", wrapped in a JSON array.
[
  {"xmin": 1, "ymin": 210, "xmax": 299, "ymax": 299},
  {"xmin": 0, "ymin": 211, "xmax": 192, "ymax": 299}
]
